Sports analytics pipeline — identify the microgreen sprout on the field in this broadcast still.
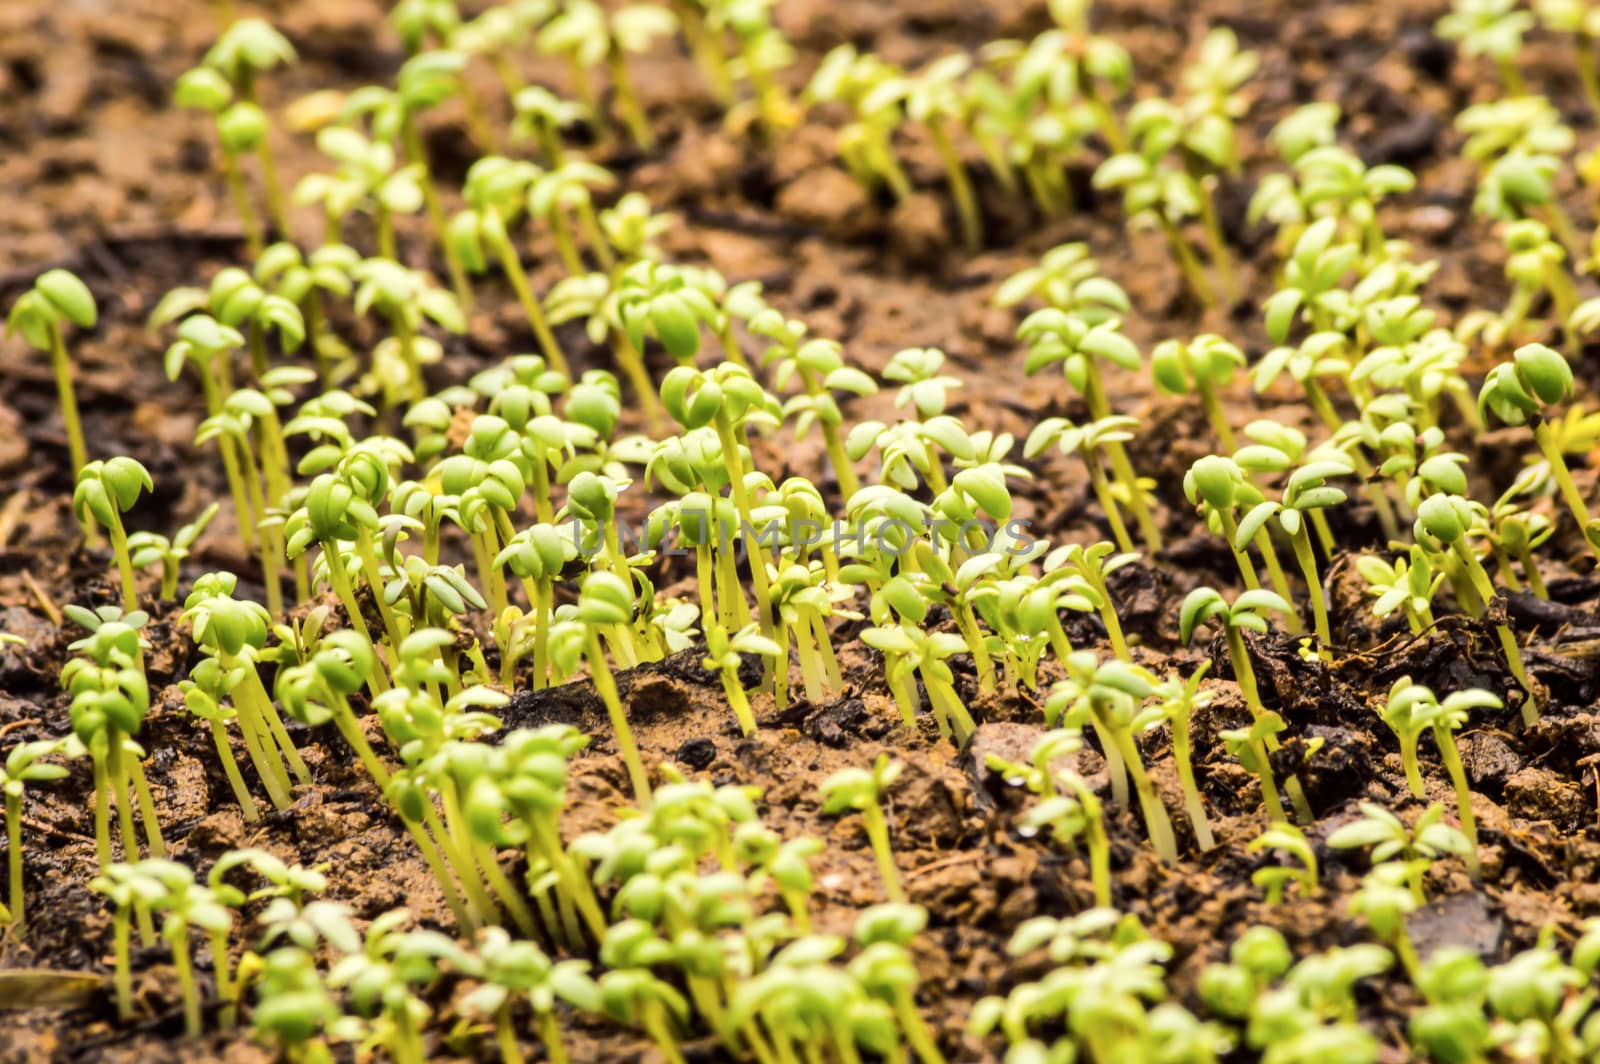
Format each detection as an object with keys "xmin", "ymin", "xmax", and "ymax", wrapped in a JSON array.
[
  {"xmin": 1046, "ymin": 653, "xmax": 1178, "ymax": 863},
  {"xmin": 1414, "ymin": 492, "xmax": 1539, "ymax": 720},
  {"xmin": 1249, "ymin": 821, "xmax": 1319, "ymax": 903},
  {"xmin": 127, "ymin": 503, "xmax": 219, "ymax": 601},
  {"xmin": 62, "ymin": 608, "xmax": 163, "ymax": 870},
  {"xmin": 551, "ymin": 573, "xmax": 653, "ymax": 806},
  {"xmin": 1, "ymin": 736, "xmax": 80, "ymax": 932},
  {"xmin": 1330, "ymin": 801, "xmax": 1472, "ymax": 905},
  {"xmin": 203, "ymin": 18, "xmax": 297, "ymax": 234},
  {"xmin": 1378, "ymin": 679, "xmax": 1497, "ymax": 875},
  {"xmin": 820, "ymin": 754, "xmax": 906, "ymax": 904},
  {"xmin": 8, "ymin": 269, "xmax": 97, "ymax": 484},
  {"xmin": 1481, "ymin": 343, "xmax": 1599, "ymax": 559},
  {"xmin": 1180, "ymin": 586, "xmax": 1313, "ymax": 823}
]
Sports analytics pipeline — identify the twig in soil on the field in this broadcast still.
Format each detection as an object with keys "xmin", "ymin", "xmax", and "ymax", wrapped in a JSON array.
[
  {"xmin": 21, "ymin": 817, "xmax": 96, "ymax": 848},
  {"xmin": 904, "ymin": 853, "xmax": 971, "ymax": 881},
  {"xmin": 0, "ymin": 719, "xmax": 39, "ymax": 740},
  {"xmin": 0, "ymin": 490, "xmax": 31, "ymax": 549},
  {"xmin": 22, "ymin": 570, "xmax": 62, "ymax": 626}
]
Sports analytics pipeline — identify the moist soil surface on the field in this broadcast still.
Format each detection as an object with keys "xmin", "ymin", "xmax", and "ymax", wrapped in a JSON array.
[{"xmin": 3, "ymin": 0, "xmax": 1600, "ymax": 1061}]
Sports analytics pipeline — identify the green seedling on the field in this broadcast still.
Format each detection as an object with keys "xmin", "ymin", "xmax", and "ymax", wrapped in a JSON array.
[
  {"xmin": 1153, "ymin": 667, "xmax": 1216, "ymax": 851},
  {"xmin": 1233, "ymin": 452, "xmax": 1350, "ymax": 649},
  {"xmin": 0, "ymin": 736, "xmax": 80, "ymax": 932},
  {"xmin": 183, "ymin": 572, "xmax": 311, "ymax": 805},
  {"xmin": 1379, "ymin": 679, "xmax": 1497, "ymax": 876},
  {"xmin": 550, "ymin": 573, "xmax": 653, "ymax": 806},
  {"xmin": 1331, "ymin": 801, "xmax": 1472, "ymax": 907},
  {"xmin": 127, "ymin": 503, "xmax": 220, "ymax": 601},
  {"xmin": 297, "ymin": 127, "xmax": 423, "ymax": 257},
  {"xmin": 203, "ymin": 18, "xmax": 297, "ymax": 233},
  {"xmin": 352, "ymin": 258, "xmax": 468, "ymax": 404},
  {"xmin": 72, "ymin": 458, "xmax": 154, "ymax": 613},
  {"xmin": 1481, "ymin": 343, "xmax": 1598, "ymax": 559},
  {"xmin": 330, "ymin": 910, "xmax": 470, "ymax": 1064},
  {"xmin": 1536, "ymin": 0, "xmax": 1600, "ymax": 116},
  {"xmin": 449, "ymin": 156, "xmax": 570, "ymax": 375},
  {"xmin": 174, "ymin": 68, "xmax": 269, "ymax": 252},
  {"xmin": 529, "ymin": 161, "xmax": 618, "ymax": 277},
  {"xmin": 821, "ymin": 754, "xmax": 906, "ymax": 904},
  {"xmin": 1436, "ymin": 0, "xmax": 1533, "ymax": 94},
  {"xmin": 539, "ymin": 1, "xmax": 675, "ymax": 149},
  {"xmin": 1153, "ymin": 334, "xmax": 1246, "ymax": 450},
  {"xmin": 1180, "ymin": 587, "xmax": 1313, "ymax": 823},
  {"xmin": 1184, "ymin": 455, "xmax": 1299, "ymax": 614},
  {"xmin": 702, "ymin": 623, "xmax": 780, "ymax": 736},
  {"xmin": 757, "ymin": 314, "xmax": 878, "ymax": 499},
  {"xmin": 1249, "ymin": 821, "xmax": 1319, "ymax": 903},
  {"xmin": 806, "ymin": 44, "xmax": 914, "ymax": 202},
  {"xmin": 8, "ymin": 269, "xmax": 97, "ymax": 483},
  {"xmin": 1414, "ymin": 492, "xmax": 1539, "ymax": 721},
  {"xmin": 1046, "ymin": 653, "xmax": 1177, "ymax": 863},
  {"xmin": 1017, "ymin": 307, "xmax": 1162, "ymax": 550},
  {"xmin": 460, "ymin": 926, "xmax": 600, "ymax": 1064},
  {"xmin": 512, "ymin": 84, "xmax": 588, "ymax": 167},
  {"xmin": 344, "ymin": 51, "xmax": 477, "ymax": 306},
  {"xmin": 906, "ymin": 54, "xmax": 983, "ymax": 250}
]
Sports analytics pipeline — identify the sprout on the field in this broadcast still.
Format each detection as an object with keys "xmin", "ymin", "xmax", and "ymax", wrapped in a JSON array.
[
  {"xmin": 1436, "ymin": 0, "xmax": 1533, "ymax": 94},
  {"xmin": 512, "ymin": 83, "xmax": 588, "ymax": 168},
  {"xmin": 1535, "ymin": 0, "xmax": 1600, "ymax": 117},
  {"xmin": 1347, "ymin": 861, "xmax": 1424, "ymax": 981},
  {"xmin": 1414, "ymin": 492, "xmax": 1539, "ymax": 721},
  {"xmin": 1092, "ymin": 99, "xmax": 1218, "ymax": 305},
  {"xmin": 806, "ymin": 44, "xmax": 914, "ymax": 202},
  {"xmin": 495, "ymin": 523, "xmax": 574, "ymax": 690},
  {"xmin": 72, "ymin": 458, "xmax": 155, "ymax": 612},
  {"xmin": 712, "ymin": 0, "xmax": 800, "ymax": 137},
  {"xmin": 1249, "ymin": 821, "xmax": 1318, "ymax": 903},
  {"xmin": 61, "ymin": 611, "xmax": 164, "ymax": 871},
  {"xmin": 1408, "ymin": 948, "xmax": 1492, "ymax": 1063},
  {"xmin": 1152, "ymin": 334, "xmax": 1246, "ymax": 450},
  {"xmin": 1330, "ymin": 801, "xmax": 1472, "ymax": 908},
  {"xmin": 1356, "ymin": 545, "xmax": 1443, "ymax": 634},
  {"xmin": 0, "ymin": 736, "xmax": 80, "ymax": 933},
  {"xmin": 127, "ymin": 503, "xmax": 219, "ymax": 601},
  {"xmin": 7, "ymin": 269, "xmax": 97, "ymax": 485},
  {"xmin": 597, "ymin": 958, "xmax": 692, "ymax": 1064},
  {"xmin": 820, "ymin": 754, "xmax": 906, "ymax": 904},
  {"xmin": 1025, "ymin": 415, "xmax": 1145, "ymax": 555},
  {"xmin": 1480, "ymin": 343, "xmax": 1599, "ymax": 559},
  {"xmin": 1016, "ymin": 306, "xmax": 1162, "ymax": 550},
  {"xmin": 551, "ymin": 573, "xmax": 653, "ymax": 806},
  {"xmin": 450, "ymin": 157, "xmax": 570, "ymax": 375},
  {"xmin": 1180, "ymin": 586, "xmax": 1312, "ymax": 823},
  {"xmin": 344, "ymin": 51, "xmax": 477, "ymax": 307},
  {"xmin": 1045, "ymin": 653, "xmax": 1177, "ymax": 863},
  {"xmin": 352, "ymin": 257, "xmax": 467, "ymax": 404},
  {"xmin": 460, "ymin": 926, "xmax": 600, "ymax": 1064},
  {"xmin": 330, "ymin": 909, "xmax": 470, "ymax": 1064},
  {"xmin": 174, "ymin": 66, "xmax": 267, "ymax": 252},
  {"xmin": 539, "ymin": 1, "xmax": 675, "ymax": 150},
  {"xmin": 1152, "ymin": 667, "xmax": 1216, "ymax": 851},
  {"xmin": 702, "ymin": 622, "xmax": 780, "ymax": 736},
  {"xmin": 1378, "ymin": 679, "xmax": 1497, "ymax": 876},
  {"xmin": 202, "ymin": 18, "xmax": 297, "ymax": 234},
  {"xmin": 850, "ymin": 905, "xmax": 948, "ymax": 1064},
  {"xmin": 906, "ymin": 54, "xmax": 983, "ymax": 250},
  {"xmin": 1233, "ymin": 450, "xmax": 1350, "ymax": 649},
  {"xmin": 758, "ymin": 316, "xmax": 878, "ymax": 499},
  {"xmin": 251, "ymin": 945, "xmax": 345, "ymax": 1059}
]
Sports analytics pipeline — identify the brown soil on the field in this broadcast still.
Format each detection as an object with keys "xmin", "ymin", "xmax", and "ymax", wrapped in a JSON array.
[{"xmin": 2, "ymin": 0, "xmax": 1600, "ymax": 1061}]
